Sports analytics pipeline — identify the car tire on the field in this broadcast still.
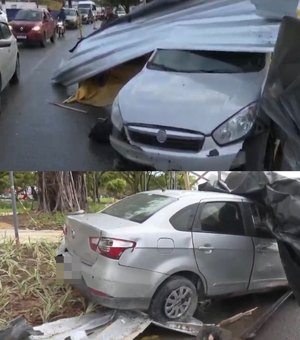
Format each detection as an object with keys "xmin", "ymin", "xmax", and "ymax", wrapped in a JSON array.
[
  {"xmin": 10, "ymin": 56, "xmax": 20, "ymax": 85},
  {"xmin": 149, "ymin": 276, "xmax": 198, "ymax": 322},
  {"xmin": 40, "ymin": 33, "xmax": 46, "ymax": 48},
  {"xmin": 50, "ymin": 30, "xmax": 56, "ymax": 43}
]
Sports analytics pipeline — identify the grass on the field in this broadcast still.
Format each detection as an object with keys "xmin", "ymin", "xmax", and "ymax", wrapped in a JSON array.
[{"xmin": 0, "ymin": 237, "xmax": 97, "ymax": 329}]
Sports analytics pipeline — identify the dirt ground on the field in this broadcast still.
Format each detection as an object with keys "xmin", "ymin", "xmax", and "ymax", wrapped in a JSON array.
[{"xmin": 0, "ymin": 213, "xmax": 63, "ymax": 230}]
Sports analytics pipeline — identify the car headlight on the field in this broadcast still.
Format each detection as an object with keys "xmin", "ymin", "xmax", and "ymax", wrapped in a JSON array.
[
  {"xmin": 32, "ymin": 25, "xmax": 41, "ymax": 31},
  {"xmin": 111, "ymin": 98, "xmax": 123, "ymax": 132},
  {"xmin": 212, "ymin": 102, "xmax": 257, "ymax": 146}
]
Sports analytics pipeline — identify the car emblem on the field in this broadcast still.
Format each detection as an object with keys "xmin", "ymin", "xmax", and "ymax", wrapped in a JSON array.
[
  {"xmin": 20, "ymin": 27, "xmax": 24, "ymax": 31},
  {"xmin": 71, "ymin": 229, "xmax": 76, "ymax": 239},
  {"xmin": 156, "ymin": 129, "xmax": 167, "ymax": 144}
]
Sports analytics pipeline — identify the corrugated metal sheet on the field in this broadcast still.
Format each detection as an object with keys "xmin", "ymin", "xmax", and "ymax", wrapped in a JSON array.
[{"xmin": 52, "ymin": 0, "xmax": 298, "ymax": 86}]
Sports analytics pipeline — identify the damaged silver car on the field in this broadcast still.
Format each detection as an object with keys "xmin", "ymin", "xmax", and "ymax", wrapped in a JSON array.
[
  {"xmin": 110, "ymin": 50, "xmax": 271, "ymax": 170},
  {"xmin": 56, "ymin": 190, "xmax": 288, "ymax": 322},
  {"xmin": 53, "ymin": 0, "xmax": 299, "ymax": 170}
]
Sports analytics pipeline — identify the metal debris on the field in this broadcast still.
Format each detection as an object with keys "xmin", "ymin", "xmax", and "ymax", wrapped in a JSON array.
[{"xmin": 218, "ymin": 307, "xmax": 258, "ymax": 327}]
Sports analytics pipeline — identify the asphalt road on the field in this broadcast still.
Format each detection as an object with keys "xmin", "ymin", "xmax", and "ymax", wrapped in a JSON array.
[
  {"xmin": 256, "ymin": 298, "xmax": 300, "ymax": 340},
  {"xmin": 0, "ymin": 24, "xmax": 121, "ymax": 171}
]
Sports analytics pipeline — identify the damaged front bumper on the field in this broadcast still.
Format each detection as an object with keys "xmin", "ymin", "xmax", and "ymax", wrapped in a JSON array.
[{"xmin": 110, "ymin": 131, "xmax": 245, "ymax": 171}]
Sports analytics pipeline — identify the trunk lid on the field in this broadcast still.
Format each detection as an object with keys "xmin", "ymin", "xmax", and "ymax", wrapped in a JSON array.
[{"xmin": 64, "ymin": 213, "xmax": 138, "ymax": 265}]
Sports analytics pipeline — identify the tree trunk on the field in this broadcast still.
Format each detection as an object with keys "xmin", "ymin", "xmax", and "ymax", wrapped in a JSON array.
[{"xmin": 38, "ymin": 172, "xmax": 87, "ymax": 213}]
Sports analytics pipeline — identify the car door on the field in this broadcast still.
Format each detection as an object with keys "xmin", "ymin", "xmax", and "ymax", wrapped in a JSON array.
[
  {"xmin": 245, "ymin": 202, "xmax": 288, "ymax": 290},
  {"xmin": 192, "ymin": 199, "xmax": 254, "ymax": 296},
  {"xmin": 0, "ymin": 22, "xmax": 16, "ymax": 90}
]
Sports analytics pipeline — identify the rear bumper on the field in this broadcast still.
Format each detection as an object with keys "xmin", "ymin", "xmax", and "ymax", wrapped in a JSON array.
[
  {"xmin": 56, "ymin": 246, "xmax": 167, "ymax": 311},
  {"xmin": 66, "ymin": 20, "xmax": 77, "ymax": 28}
]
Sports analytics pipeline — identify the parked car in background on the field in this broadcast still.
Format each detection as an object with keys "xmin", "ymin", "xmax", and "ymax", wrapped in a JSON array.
[
  {"xmin": 116, "ymin": 9, "xmax": 126, "ymax": 17},
  {"xmin": 99, "ymin": 9, "xmax": 105, "ymax": 20},
  {"xmin": 110, "ymin": 49, "xmax": 271, "ymax": 171},
  {"xmin": 0, "ymin": 9, "xmax": 7, "ymax": 23},
  {"xmin": 57, "ymin": 190, "xmax": 287, "ymax": 322},
  {"xmin": 78, "ymin": 1, "xmax": 97, "ymax": 21},
  {"xmin": 10, "ymin": 9, "xmax": 56, "ymax": 47},
  {"xmin": 65, "ymin": 8, "xmax": 80, "ymax": 29},
  {"xmin": 0, "ymin": 20, "xmax": 20, "ymax": 112},
  {"xmin": 79, "ymin": 8, "xmax": 94, "ymax": 24}
]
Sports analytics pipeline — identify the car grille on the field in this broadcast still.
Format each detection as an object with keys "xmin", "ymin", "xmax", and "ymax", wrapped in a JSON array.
[
  {"xmin": 14, "ymin": 26, "xmax": 31, "ymax": 33},
  {"xmin": 126, "ymin": 125, "xmax": 205, "ymax": 153}
]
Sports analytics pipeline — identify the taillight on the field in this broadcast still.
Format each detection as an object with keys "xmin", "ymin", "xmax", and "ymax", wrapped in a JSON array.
[
  {"xmin": 63, "ymin": 225, "xmax": 68, "ymax": 236},
  {"xmin": 89, "ymin": 237, "xmax": 136, "ymax": 260}
]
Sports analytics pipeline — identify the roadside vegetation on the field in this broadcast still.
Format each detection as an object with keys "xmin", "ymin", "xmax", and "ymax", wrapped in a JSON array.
[
  {"xmin": 0, "ymin": 199, "xmax": 112, "ymax": 230},
  {"xmin": 0, "ymin": 238, "xmax": 97, "ymax": 329}
]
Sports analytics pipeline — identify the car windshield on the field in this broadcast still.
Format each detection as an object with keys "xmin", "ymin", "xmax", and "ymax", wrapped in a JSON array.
[
  {"xmin": 147, "ymin": 49, "xmax": 266, "ymax": 73},
  {"xmin": 14, "ymin": 10, "xmax": 42, "ymax": 21},
  {"xmin": 78, "ymin": 4, "xmax": 90, "ymax": 8},
  {"xmin": 101, "ymin": 193, "xmax": 176, "ymax": 223},
  {"xmin": 65, "ymin": 9, "xmax": 77, "ymax": 15}
]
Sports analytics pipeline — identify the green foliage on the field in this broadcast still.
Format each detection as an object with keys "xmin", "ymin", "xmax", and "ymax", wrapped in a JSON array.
[
  {"xmin": 106, "ymin": 178, "xmax": 127, "ymax": 197},
  {"xmin": 0, "ymin": 239, "xmax": 88, "ymax": 329},
  {"xmin": 86, "ymin": 202, "xmax": 110, "ymax": 213},
  {"xmin": 102, "ymin": 0, "xmax": 139, "ymax": 12},
  {"xmin": 36, "ymin": 0, "xmax": 62, "ymax": 10},
  {"xmin": 0, "ymin": 172, "xmax": 36, "ymax": 193}
]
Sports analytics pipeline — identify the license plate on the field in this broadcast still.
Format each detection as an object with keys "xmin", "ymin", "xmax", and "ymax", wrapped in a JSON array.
[{"xmin": 17, "ymin": 35, "xmax": 27, "ymax": 39}]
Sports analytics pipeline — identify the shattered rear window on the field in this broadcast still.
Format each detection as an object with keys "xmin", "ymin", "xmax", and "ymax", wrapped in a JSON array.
[
  {"xmin": 148, "ymin": 49, "xmax": 266, "ymax": 74},
  {"xmin": 101, "ymin": 193, "xmax": 176, "ymax": 223}
]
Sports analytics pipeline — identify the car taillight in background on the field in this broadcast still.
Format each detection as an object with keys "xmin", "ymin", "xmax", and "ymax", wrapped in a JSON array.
[{"xmin": 89, "ymin": 237, "xmax": 136, "ymax": 260}]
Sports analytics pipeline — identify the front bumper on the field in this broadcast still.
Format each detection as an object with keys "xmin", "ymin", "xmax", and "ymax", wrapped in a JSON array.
[
  {"xmin": 13, "ymin": 30, "xmax": 43, "ymax": 42},
  {"xmin": 110, "ymin": 130, "xmax": 245, "ymax": 171},
  {"xmin": 56, "ymin": 246, "xmax": 167, "ymax": 311}
]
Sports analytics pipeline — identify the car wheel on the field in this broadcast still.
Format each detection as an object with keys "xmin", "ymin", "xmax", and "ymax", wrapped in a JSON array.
[
  {"xmin": 50, "ymin": 30, "xmax": 56, "ymax": 43},
  {"xmin": 149, "ymin": 276, "xmax": 198, "ymax": 322},
  {"xmin": 10, "ymin": 55, "xmax": 20, "ymax": 85},
  {"xmin": 40, "ymin": 33, "xmax": 46, "ymax": 48}
]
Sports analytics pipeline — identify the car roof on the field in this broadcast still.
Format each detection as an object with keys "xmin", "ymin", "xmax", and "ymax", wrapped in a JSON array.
[
  {"xmin": 142, "ymin": 190, "xmax": 250, "ymax": 201},
  {"xmin": 19, "ymin": 8, "xmax": 44, "ymax": 12}
]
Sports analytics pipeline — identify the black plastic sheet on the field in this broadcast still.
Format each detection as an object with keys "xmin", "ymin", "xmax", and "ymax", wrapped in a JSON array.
[
  {"xmin": 198, "ymin": 172, "xmax": 300, "ymax": 303},
  {"xmin": 260, "ymin": 16, "xmax": 300, "ymax": 170}
]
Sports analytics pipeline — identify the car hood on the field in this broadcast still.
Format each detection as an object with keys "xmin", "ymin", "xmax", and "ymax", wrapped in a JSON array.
[
  {"xmin": 10, "ymin": 20, "xmax": 41, "ymax": 27},
  {"xmin": 118, "ymin": 69, "xmax": 267, "ymax": 134}
]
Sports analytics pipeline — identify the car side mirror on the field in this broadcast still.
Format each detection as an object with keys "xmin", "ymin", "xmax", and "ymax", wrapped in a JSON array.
[{"xmin": 0, "ymin": 41, "xmax": 11, "ymax": 48}]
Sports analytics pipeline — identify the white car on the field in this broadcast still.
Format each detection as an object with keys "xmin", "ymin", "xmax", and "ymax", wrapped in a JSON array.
[
  {"xmin": 0, "ymin": 9, "xmax": 8, "ymax": 23},
  {"xmin": 0, "ymin": 20, "xmax": 20, "ymax": 112}
]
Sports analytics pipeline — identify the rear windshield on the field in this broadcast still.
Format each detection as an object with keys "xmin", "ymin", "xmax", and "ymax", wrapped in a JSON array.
[
  {"xmin": 148, "ymin": 49, "xmax": 266, "ymax": 74},
  {"xmin": 15, "ymin": 10, "xmax": 42, "ymax": 21},
  {"xmin": 101, "ymin": 193, "xmax": 176, "ymax": 223},
  {"xmin": 65, "ymin": 9, "xmax": 77, "ymax": 15},
  {"xmin": 78, "ymin": 4, "xmax": 91, "ymax": 8}
]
